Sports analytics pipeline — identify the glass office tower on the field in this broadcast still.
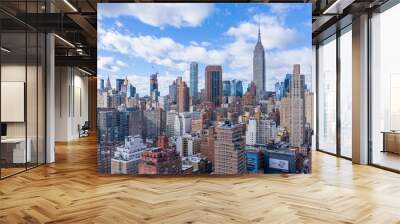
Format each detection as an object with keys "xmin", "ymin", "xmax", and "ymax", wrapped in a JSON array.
[{"xmin": 190, "ymin": 62, "xmax": 198, "ymax": 99}]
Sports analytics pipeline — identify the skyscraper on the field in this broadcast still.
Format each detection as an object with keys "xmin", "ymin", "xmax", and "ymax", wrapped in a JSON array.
[
  {"xmin": 190, "ymin": 62, "xmax": 198, "ymax": 100},
  {"xmin": 253, "ymin": 26, "xmax": 265, "ymax": 100},
  {"xmin": 222, "ymin": 80, "xmax": 231, "ymax": 96},
  {"xmin": 129, "ymin": 84, "xmax": 136, "ymax": 98},
  {"xmin": 150, "ymin": 73, "xmax": 159, "ymax": 100},
  {"xmin": 200, "ymin": 126, "xmax": 215, "ymax": 164},
  {"xmin": 169, "ymin": 80, "xmax": 177, "ymax": 103},
  {"xmin": 177, "ymin": 77, "xmax": 189, "ymax": 112},
  {"xmin": 230, "ymin": 80, "xmax": 243, "ymax": 97},
  {"xmin": 116, "ymin": 78, "xmax": 124, "ymax": 93},
  {"xmin": 205, "ymin": 65, "xmax": 222, "ymax": 107},
  {"xmin": 214, "ymin": 121, "xmax": 246, "ymax": 174},
  {"xmin": 106, "ymin": 76, "xmax": 112, "ymax": 91},
  {"xmin": 150, "ymin": 73, "xmax": 158, "ymax": 92},
  {"xmin": 100, "ymin": 79, "xmax": 104, "ymax": 91},
  {"xmin": 288, "ymin": 64, "xmax": 305, "ymax": 147},
  {"xmin": 121, "ymin": 76, "xmax": 128, "ymax": 94}
]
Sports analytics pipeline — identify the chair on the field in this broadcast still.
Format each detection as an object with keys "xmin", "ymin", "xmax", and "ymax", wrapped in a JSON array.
[{"xmin": 79, "ymin": 121, "xmax": 90, "ymax": 138}]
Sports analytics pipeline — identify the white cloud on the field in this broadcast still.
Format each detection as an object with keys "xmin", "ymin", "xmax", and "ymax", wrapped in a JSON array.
[
  {"xmin": 98, "ymin": 3, "xmax": 214, "ymax": 28},
  {"xmin": 99, "ymin": 29, "xmax": 226, "ymax": 73},
  {"xmin": 98, "ymin": 56, "xmax": 127, "ymax": 73},
  {"xmin": 221, "ymin": 13, "xmax": 310, "ymax": 90},
  {"xmin": 115, "ymin": 21, "xmax": 123, "ymax": 28},
  {"xmin": 98, "ymin": 8, "xmax": 311, "ymax": 94},
  {"xmin": 226, "ymin": 14, "xmax": 297, "ymax": 50},
  {"xmin": 269, "ymin": 3, "xmax": 302, "ymax": 15},
  {"xmin": 266, "ymin": 47, "xmax": 312, "ymax": 89}
]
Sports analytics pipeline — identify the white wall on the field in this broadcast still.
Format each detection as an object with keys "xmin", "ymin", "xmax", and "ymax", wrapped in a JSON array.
[{"xmin": 55, "ymin": 67, "xmax": 89, "ymax": 141}]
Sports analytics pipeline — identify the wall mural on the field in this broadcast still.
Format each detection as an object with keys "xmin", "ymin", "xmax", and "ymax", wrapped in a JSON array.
[{"xmin": 97, "ymin": 3, "xmax": 313, "ymax": 175}]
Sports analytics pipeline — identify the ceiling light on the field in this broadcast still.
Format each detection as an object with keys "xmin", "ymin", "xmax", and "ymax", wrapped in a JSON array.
[
  {"xmin": 78, "ymin": 67, "xmax": 92, "ymax": 76},
  {"xmin": 322, "ymin": 0, "xmax": 355, "ymax": 15},
  {"xmin": 1, "ymin": 47, "xmax": 11, "ymax": 53},
  {"xmin": 63, "ymin": 0, "xmax": 78, "ymax": 12},
  {"xmin": 54, "ymin": 34, "xmax": 75, "ymax": 48}
]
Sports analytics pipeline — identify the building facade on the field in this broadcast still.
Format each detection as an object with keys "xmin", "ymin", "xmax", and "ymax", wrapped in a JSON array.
[
  {"xmin": 190, "ymin": 62, "xmax": 198, "ymax": 100},
  {"xmin": 205, "ymin": 65, "xmax": 222, "ymax": 107},
  {"xmin": 177, "ymin": 77, "xmax": 189, "ymax": 112},
  {"xmin": 214, "ymin": 122, "xmax": 246, "ymax": 174},
  {"xmin": 253, "ymin": 27, "xmax": 266, "ymax": 100}
]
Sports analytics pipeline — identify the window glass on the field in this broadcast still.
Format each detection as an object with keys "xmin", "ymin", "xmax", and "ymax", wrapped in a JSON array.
[{"xmin": 317, "ymin": 35, "xmax": 337, "ymax": 154}]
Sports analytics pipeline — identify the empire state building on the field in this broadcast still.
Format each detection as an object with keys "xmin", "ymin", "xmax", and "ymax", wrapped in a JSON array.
[{"xmin": 253, "ymin": 26, "xmax": 265, "ymax": 100}]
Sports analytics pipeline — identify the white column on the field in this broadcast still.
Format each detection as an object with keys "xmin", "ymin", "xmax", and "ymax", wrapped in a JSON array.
[
  {"xmin": 46, "ymin": 32, "xmax": 55, "ymax": 163},
  {"xmin": 352, "ymin": 14, "xmax": 369, "ymax": 164}
]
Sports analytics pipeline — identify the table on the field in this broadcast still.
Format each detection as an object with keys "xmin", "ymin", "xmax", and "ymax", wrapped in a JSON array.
[
  {"xmin": 1, "ymin": 138, "xmax": 31, "ymax": 164},
  {"xmin": 381, "ymin": 131, "xmax": 400, "ymax": 154}
]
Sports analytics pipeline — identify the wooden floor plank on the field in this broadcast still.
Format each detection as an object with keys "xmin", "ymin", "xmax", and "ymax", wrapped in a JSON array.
[{"xmin": 0, "ymin": 135, "xmax": 400, "ymax": 223}]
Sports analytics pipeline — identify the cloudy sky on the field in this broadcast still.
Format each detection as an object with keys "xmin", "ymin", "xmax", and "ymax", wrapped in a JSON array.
[{"xmin": 98, "ymin": 3, "xmax": 312, "ymax": 96}]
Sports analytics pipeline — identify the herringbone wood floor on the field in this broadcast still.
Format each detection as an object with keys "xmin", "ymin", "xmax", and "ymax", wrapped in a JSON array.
[{"xmin": 1, "ymin": 136, "xmax": 400, "ymax": 224}]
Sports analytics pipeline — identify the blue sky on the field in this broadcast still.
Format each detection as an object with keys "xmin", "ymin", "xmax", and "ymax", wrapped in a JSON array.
[{"xmin": 98, "ymin": 3, "xmax": 312, "ymax": 96}]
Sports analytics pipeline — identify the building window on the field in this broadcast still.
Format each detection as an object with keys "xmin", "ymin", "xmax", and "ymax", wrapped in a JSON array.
[
  {"xmin": 317, "ymin": 35, "xmax": 337, "ymax": 154},
  {"xmin": 370, "ymin": 3, "xmax": 400, "ymax": 171},
  {"xmin": 339, "ymin": 26, "xmax": 352, "ymax": 158}
]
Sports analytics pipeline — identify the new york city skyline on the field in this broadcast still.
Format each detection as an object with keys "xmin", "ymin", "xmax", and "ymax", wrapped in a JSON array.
[
  {"xmin": 97, "ymin": 3, "xmax": 312, "ymax": 96},
  {"xmin": 97, "ymin": 3, "xmax": 313, "ymax": 175}
]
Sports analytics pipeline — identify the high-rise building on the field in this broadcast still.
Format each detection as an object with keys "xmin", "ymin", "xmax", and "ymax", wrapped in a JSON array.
[
  {"xmin": 253, "ymin": 26, "xmax": 266, "ymax": 100},
  {"xmin": 116, "ymin": 79, "xmax": 124, "ymax": 93},
  {"xmin": 231, "ymin": 80, "xmax": 243, "ymax": 97},
  {"xmin": 129, "ymin": 84, "xmax": 136, "ymax": 98},
  {"xmin": 100, "ymin": 79, "xmax": 104, "ymax": 91},
  {"xmin": 205, "ymin": 65, "xmax": 222, "ymax": 107},
  {"xmin": 169, "ymin": 81, "xmax": 177, "ymax": 104},
  {"xmin": 120, "ymin": 76, "xmax": 128, "ymax": 94},
  {"xmin": 200, "ymin": 126, "xmax": 215, "ymax": 164},
  {"xmin": 156, "ymin": 135, "xmax": 169, "ymax": 149},
  {"xmin": 128, "ymin": 109, "xmax": 144, "ymax": 137},
  {"xmin": 111, "ymin": 136, "xmax": 148, "ymax": 174},
  {"xmin": 246, "ymin": 119, "xmax": 257, "ymax": 145},
  {"xmin": 214, "ymin": 121, "xmax": 246, "ymax": 174},
  {"xmin": 223, "ymin": 80, "xmax": 231, "ymax": 96},
  {"xmin": 138, "ymin": 148, "xmax": 182, "ymax": 175},
  {"xmin": 166, "ymin": 111, "xmax": 178, "ymax": 137},
  {"xmin": 143, "ymin": 107, "xmax": 165, "ymax": 139},
  {"xmin": 106, "ymin": 76, "xmax": 112, "ymax": 91},
  {"xmin": 288, "ymin": 64, "xmax": 306, "ymax": 147},
  {"xmin": 177, "ymin": 134, "xmax": 201, "ymax": 157},
  {"xmin": 191, "ymin": 112, "xmax": 207, "ymax": 133},
  {"xmin": 190, "ymin": 62, "xmax": 198, "ymax": 100},
  {"xmin": 257, "ymin": 118, "xmax": 277, "ymax": 144},
  {"xmin": 150, "ymin": 73, "xmax": 158, "ymax": 93},
  {"xmin": 304, "ymin": 90, "xmax": 314, "ymax": 129},
  {"xmin": 150, "ymin": 73, "xmax": 159, "ymax": 101},
  {"xmin": 242, "ymin": 81, "xmax": 256, "ymax": 106},
  {"xmin": 159, "ymin": 96, "xmax": 169, "ymax": 112},
  {"xmin": 174, "ymin": 112, "xmax": 192, "ymax": 136},
  {"xmin": 177, "ymin": 77, "xmax": 189, "ymax": 112},
  {"xmin": 245, "ymin": 118, "xmax": 277, "ymax": 145}
]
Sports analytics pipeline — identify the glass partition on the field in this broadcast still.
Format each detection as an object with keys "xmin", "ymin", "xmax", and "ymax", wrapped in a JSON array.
[
  {"xmin": 1, "ymin": 31, "xmax": 28, "ymax": 177},
  {"xmin": 0, "ymin": 1, "xmax": 46, "ymax": 179}
]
